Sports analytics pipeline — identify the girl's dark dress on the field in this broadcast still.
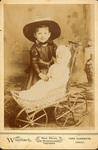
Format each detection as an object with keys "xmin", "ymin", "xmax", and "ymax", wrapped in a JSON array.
[{"xmin": 25, "ymin": 40, "xmax": 57, "ymax": 89}]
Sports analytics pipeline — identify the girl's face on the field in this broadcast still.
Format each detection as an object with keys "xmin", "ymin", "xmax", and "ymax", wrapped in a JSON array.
[{"xmin": 34, "ymin": 27, "xmax": 51, "ymax": 43}]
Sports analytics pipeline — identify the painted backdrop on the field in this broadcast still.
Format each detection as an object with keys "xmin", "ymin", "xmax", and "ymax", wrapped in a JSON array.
[{"xmin": 4, "ymin": 4, "xmax": 94, "ymax": 83}]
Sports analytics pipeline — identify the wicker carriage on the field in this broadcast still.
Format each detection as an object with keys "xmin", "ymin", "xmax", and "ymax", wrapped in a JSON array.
[
  {"xmin": 11, "ymin": 83, "xmax": 87, "ymax": 129},
  {"xmin": 11, "ymin": 41, "xmax": 88, "ymax": 129}
]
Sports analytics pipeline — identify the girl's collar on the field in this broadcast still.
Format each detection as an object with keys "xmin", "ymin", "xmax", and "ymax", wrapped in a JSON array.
[
  {"xmin": 35, "ymin": 39, "xmax": 53, "ymax": 47},
  {"xmin": 36, "ymin": 40, "xmax": 48, "ymax": 47}
]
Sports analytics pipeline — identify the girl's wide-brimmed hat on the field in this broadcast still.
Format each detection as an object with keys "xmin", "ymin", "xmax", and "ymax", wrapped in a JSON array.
[{"xmin": 23, "ymin": 18, "xmax": 61, "ymax": 42}]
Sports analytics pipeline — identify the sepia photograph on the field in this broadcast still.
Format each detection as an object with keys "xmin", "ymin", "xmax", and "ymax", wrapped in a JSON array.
[
  {"xmin": 4, "ymin": 3, "xmax": 95, "ymax": 130},
  {"xmin": 0, "ymin": 0, "xmax": 98, "ymax": 149}
]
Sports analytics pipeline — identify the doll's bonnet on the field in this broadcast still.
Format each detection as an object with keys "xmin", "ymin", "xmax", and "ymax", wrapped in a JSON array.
[{"xmin": 56, "ymin": 45, "xmax": 71, "ymax": 62}]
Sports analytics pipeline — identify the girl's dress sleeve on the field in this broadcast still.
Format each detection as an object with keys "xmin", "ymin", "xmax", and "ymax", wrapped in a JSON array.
[
  {"xmin": 53, "ymin": 43, "xmax": 57, "ymax": 58},
  {"xmin": 30, "ymin": 45, "xmax": 40, "ymax": 75},
  {"xmin": 47, "ymin": 65, "xmax": 54, "ymax": 78}
]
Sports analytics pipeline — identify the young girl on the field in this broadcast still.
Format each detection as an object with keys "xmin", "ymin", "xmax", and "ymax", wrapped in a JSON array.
[
  {"xmin": 15, "ymin": 45, "xmax": 71, "ymax": 101},
  {"xmin": 23, "ymin": 18, "xmax": 61, "ymax": 89}
]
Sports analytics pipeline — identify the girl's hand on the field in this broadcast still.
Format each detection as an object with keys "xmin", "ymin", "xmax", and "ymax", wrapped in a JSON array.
[
  {"xmin": 44, "ymin": 76, "xmax": 49, "ymax": 81},
  {"xmin": 39, "ymin": 73, "xmax": 47, "ymax": 81}
]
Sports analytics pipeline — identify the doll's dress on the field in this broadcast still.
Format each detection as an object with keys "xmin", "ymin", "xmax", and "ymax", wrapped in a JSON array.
[{"xmin": 19, "ymin": 63, "xmax": 69, "ymax": 101}]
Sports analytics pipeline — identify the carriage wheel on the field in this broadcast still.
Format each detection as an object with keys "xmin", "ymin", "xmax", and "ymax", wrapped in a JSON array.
[
  {"xmin": 15, "ymin": 108, "xmax": 48, "ymax": 129},
  {"xmin": 68, "ymin": 92, "xmax": 88, "ymax": 126},
  {"xmin": 15, "ymin": 108, "xmax": 32, "ymax": 129},
  {"xmin": 54, "ymin": 93, "xmax": 87, "ymax": 127},
  {"xmin": 54, "ymin": 101, "xmax": 72, "ymax": 127},
  {"xmin": 32, "ymin": 109, "xmax": 48, "ymax": 127}
]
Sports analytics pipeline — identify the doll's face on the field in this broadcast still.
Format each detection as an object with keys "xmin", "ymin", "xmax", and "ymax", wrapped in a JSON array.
[
  {"xmin": 56, "ymin": 54, "xmax": 66, "ymax": 64},
  {"xmin": 34, "ymin": 27, "xmax": 51, "ymax": 43}
]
